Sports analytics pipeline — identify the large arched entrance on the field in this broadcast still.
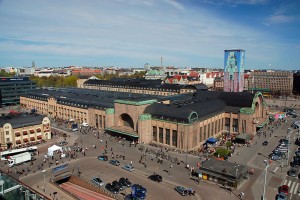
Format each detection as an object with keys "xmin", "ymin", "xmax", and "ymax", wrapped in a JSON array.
[
  {"xmin": 119, "ymin": 113, "xmax": 134, "ymax": 129},
  {"xmin": 105, "ymin": 113, "xmax": 139, "ymax": 142}
]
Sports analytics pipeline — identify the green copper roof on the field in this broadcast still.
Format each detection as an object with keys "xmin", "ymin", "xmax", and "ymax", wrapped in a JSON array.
[{"xmin": 114, "ymin": 99, "xmax": 157, "ymax": 105}]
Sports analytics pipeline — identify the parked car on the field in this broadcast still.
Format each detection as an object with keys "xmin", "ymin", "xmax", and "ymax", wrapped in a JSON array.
[
  {"xmin": 132, "ymin": 184, "xmax": 147, "ymax": 199},
  {"xmin": 112, "ymin": 180, "xmax": 125, "ymax": 191},
  {"xmin": 271, "ymin": 155, "xmax": 282, "ymax": 160},
  {"xmin": 277, "ymin": 192, "xmax": 287, "ymax": 200},
  {"xmin": 122, "ymin": 165, "xmax": 134, "ymax": 172},
  {"xmin": 91, "ymin": 177, "xmax": 105, "ymax": 187},
  {"xmin": 57, "ymin": 141, "xmax": 68, "ymax": 146},
  {"xmin": 174, "ymin": 186, "xmax": 187, "ymax": 196},
  {"xmin": 98, "ymin": 155, "xmax": 108, "ymax": 161},
  {"xmin": 109, "ymin": 159, "xmax": 120, "ymax": 166},
  {"xmin": 119, "ymin": 177, "xmax": 132, "ymax": 187},
  {"xmin": 148, "ymin": 174, "xmax": 163, "ymax": 182},
  {"xmin": 288, "ymin": 168, "xmax": 297, "ymax": 177},
  {"xmin": 279, "ymin": 139, "xmax": 290, "ymax": 145},
  {"xmin": 279, "ymin": 185, "xmax": 289, "ymax": 195},
  {"xmin": 295, "ymin": 150, "xmax": 300, "ymax": 157},
  {"xmin": 262, "ymin": 141, "xmax": 268, "ymax": 145},
  {"xmin": 105, "ymin": 183, "xmax": 119, "ymax": 194}
]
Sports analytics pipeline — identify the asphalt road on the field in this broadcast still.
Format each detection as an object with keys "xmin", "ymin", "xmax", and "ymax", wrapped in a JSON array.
[{"xmin": 3, "ymin": 121, "xmax": 238, "ymax": 200}]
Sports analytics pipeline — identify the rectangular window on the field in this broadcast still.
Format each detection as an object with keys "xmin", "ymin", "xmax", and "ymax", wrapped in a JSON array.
[
  {"xmin": 166, "ymin": 129, "xmax": 170, "ymax": 145},
  {"xmin": 159, "ymin": 128, "xmax": 163, "ymax": 143},
  {"xmin": 6, "ymin": 131, "xmax": 9, "ymax": 136},
  {"xmin": 200, "ymin": 127, "xmax": 203, "ymax": 142},
  {"xmin": 103, "ymin": 116, "xmax": 106, "ymax": 128},
  {"xmin": 172, "ymin": 130, "xmax": 177, "ymax": 147},
  {"xmin": 242, "ymin": 120, "xmax": 246, "ymax": 133},
  {"xmin": 208, "ymin": 124, "xmax": 211, "ymax": 138},
  {"xmin": 95, "ymin": 114, "xmax": 98, "ymax": 128},
  {"xmin": 212, "ymin": 122, "xmax": 215, "ymax": 136},
  {"xmin": 232, "ymin": 119, "xmax": 239, "ymax": 132},
  {"xmin": 204, "ymin": 125, "xmax": 207, "ymax": 140},
  {"xmin": 99, "ymin": 115, "xmax": 102, "ymax": 128},
  {"xmin": 225, "ymin": 118, "xmax": 230, "ymax": 131},
  {"xmin": 153, "ymin": 126, "xmax": 157, "ymax": 142}
]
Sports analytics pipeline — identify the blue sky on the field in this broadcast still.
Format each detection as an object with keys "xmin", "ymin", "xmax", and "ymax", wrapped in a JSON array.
[{"xmin": 0, "ymin": 0, "xmax": 299, "ymax": 70}]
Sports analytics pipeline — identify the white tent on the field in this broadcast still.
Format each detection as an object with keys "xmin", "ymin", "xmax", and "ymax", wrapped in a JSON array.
[{"xmin": 47, "ymin": 145, "xmax": 63, "ymax": 156}]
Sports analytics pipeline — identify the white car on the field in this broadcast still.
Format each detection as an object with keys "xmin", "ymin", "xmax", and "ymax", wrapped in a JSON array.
[
  {"xmin": 122, "ymin": 165, "xmax": 134, "ymax": 172},
  {"xmin": 82, "ymin": 122, "xmax": 89, "ymax": 127}
]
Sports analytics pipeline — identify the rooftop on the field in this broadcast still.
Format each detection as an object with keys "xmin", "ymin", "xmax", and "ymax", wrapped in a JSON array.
[
  {"xmin": 0, "ymin": 114, "xmax": 46, "ymax": 128},
  {"xmin": 199, "ymin": 159, "xmax": 248, "ymax": 180}
]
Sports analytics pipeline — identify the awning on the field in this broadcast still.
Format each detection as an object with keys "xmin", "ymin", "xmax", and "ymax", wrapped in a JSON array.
[
  {"xmin": 37, "ymin": 135, "xmax": 42, "ymax": 139},
  {"xmin": 30, "ymin": 129, "xmax": 35, "ymax": 133},
  {"xmin": 37, "ymin": 128, "xmax": 41, "ymax": 132},
  {"xmin": 23, "ymin": 130, "xmax": 28, "ymax": 135},
  {"xmin": 105, "ymin": 126, "xmax": 139, "ymax": 138},
  {"xmin": 30, "ymin": 137, "xmax": 35, "ymax": 141},
  {"xmin": 23, "ymin": 138, "xmax": 29, "ymax": 142},
  {"xmin": 15, "ymin": 132, "xmax": 21, "ymax": 137},
  {"xmin": 206, "ymin": 137, "xmax": 218, "ymax": 144},
  {"xmin": 257, "ymin": 118, "xmax": 269, "ymax": 128},
  {"xmin": 16, "ymin": 140, "xmax": 21, "ymax": 144}
]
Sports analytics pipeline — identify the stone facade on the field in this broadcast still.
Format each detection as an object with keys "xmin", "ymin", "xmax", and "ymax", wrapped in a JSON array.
[{"xmin": 20, "ymin": 91, "xmax": 267, "ymax": 151}]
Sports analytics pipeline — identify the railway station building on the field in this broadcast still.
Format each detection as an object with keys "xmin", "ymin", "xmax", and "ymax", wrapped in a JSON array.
[{"xmin": 20, "ymin": 85, "xmax": 268, "ymax": 151}]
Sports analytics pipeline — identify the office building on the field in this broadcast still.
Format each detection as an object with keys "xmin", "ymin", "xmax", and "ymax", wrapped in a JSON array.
[
  {"xmin": 0, "ymin": 77, "xmax": 36, "ymax": 107},
  {"xmin": 248, "ymin": 71, "xmax": 293, "ymax": 95}
]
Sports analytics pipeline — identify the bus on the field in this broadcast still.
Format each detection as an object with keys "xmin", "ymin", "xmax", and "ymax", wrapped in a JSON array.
[{"xmin": 0, "ymin": 146, "xmax": 38, "ymax": 161}]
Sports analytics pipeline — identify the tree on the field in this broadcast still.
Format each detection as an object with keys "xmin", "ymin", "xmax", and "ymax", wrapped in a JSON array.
[{"xmin": 214, "ymin": 148, "xmax": 231, "ymax": 158}]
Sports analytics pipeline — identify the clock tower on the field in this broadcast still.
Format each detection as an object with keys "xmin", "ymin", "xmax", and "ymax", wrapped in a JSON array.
[{"xmin": 223, "ymin": 49, "xmax": 245, "ymax": 92}]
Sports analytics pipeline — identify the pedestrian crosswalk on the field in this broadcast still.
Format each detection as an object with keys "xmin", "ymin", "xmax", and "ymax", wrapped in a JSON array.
[{"xmin": 283, "ymin": 179, "xmax": 300, "ymax": 195}]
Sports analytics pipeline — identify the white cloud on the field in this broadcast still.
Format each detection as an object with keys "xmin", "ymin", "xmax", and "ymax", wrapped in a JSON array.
[
  {"xmin": 0, "ymin": 0, "xmax": 297, "ymax": 68},
  {"xmin": 202, "ymin": 0, "xmax": 268, "ymax": 6},
  {"xmin": 265, "ymin": 14, "xmax": 294, "ymax": 24}
]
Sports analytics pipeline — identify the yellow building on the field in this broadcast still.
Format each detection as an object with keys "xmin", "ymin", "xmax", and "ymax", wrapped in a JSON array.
[{"xmin": 0, "ymin": 114, "xmax": 51, "ymax": 150}]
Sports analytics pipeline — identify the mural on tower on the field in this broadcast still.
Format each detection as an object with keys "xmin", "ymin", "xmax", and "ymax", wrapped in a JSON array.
[{"xmin": 223, "ymin": 49, "xmax": 245, "ymax": 92}]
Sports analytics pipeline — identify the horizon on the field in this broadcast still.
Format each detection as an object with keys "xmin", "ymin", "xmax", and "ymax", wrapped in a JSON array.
[{"xmin": 0, "ymin": 0, "xmax": 299, "ymax": 70}]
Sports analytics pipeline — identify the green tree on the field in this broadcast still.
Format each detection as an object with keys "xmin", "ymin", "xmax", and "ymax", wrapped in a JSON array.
[{"xmin": 214, "ymin": 148, "xmax": 231, "ymax": 158}]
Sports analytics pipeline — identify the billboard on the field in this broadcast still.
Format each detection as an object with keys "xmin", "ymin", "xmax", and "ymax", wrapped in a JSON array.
[
  {"xmin": 224, "ymin": 49, "xmax": 245, "ymax": 75},
  {"xmin": 223, "ymin": 49, "xmax": 245, "ymax": 92}
]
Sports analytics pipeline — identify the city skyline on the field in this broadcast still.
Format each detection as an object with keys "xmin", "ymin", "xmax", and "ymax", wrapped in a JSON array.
[{"xmin": 0, "ymin": 0, "xmax": 299, "ymax": 69}]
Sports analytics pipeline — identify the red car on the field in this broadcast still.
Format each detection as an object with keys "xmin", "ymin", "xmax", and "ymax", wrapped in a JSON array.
[{"xmin": 279, "ymin": 185, "xmax": 289, "ymax": 195}]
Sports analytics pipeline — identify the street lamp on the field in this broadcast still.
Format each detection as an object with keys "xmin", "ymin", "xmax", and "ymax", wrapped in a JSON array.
[
  {"xmin": 262, "ymin": 160, "xmax": 270, "ymax": 200},
  {"xmin": 42, "ymin": 169, "xmax": 46, "ymax": 189},
  {"xmin": 286, "ymin": 129, "xmax": 292, "ymax": 166}
]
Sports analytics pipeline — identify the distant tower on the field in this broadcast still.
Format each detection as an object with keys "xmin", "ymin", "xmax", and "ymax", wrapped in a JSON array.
[
  {"xmin": 223, "ymin": 49, "xmax": 245, "ymax": 92},
  {"xmin": 144, "ymin": 63, "xmax": 150, "ymax": 71},
  {"xmin": 32, "ymin": 60, "xmax": 35, "ymax": 69}
]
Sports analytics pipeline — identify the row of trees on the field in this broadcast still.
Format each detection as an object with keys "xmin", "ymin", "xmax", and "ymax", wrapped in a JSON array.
[
  {"xmin": 0, "ymin": 70, "xmax": 15, "ymax": 77},
  {"xmin": 29, "ymin": 75, "xmax": 78, "ymax": 88},
  {"xmin": 29, "ymin": 71, "xmax": 147, "ymax": 88}
]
